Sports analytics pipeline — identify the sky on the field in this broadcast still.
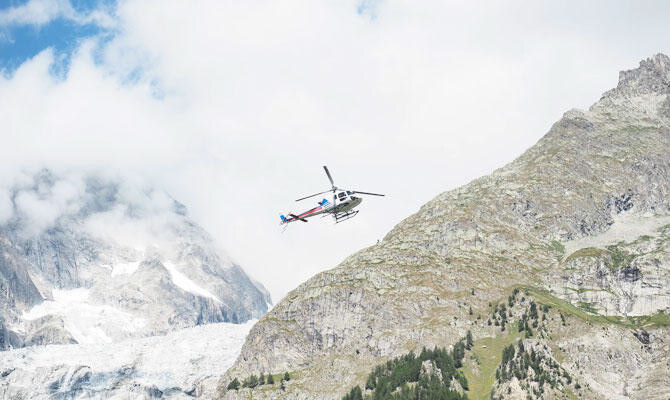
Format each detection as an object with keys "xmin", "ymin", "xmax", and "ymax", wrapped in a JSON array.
[{"xmin": 1, "ymin": 0, "xmax": 670, "ymax": 302}]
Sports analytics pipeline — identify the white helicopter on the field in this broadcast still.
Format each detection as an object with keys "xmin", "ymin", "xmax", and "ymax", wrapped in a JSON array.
[{"xmin": 280, "ymin": 166, "xmax": 385, "ymax": 225}]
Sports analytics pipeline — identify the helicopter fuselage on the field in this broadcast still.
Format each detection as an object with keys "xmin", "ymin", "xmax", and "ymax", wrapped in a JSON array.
[
  {"xmin": 281, "ymin": 193, "xmax": 362, "ymax": 224},
  {"xmin": 330, "ymin": 195, "xmax": 362, "ymax": 213}
]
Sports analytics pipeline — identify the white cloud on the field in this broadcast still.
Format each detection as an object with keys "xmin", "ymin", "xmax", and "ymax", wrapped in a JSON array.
[
  {"xmin": 0, "ymin": 187, "xmax": 12, "ymax": 224},
  {"xmin": 1, "ymin": 0, "xmax": 670, "ymax": 301},
  {"xmin": 11, "ymin": 169, "xmax": 82, "ymax": 235},
  {"xmin": 15, "ymin": 191, "xmax": 61, "ymax": 235},
  {"xmin": 0, "ymin": 0, "xmax": 114, "ymax": 28},
  {"xmin": 1, "ymin": 168, "xmax": 188, "ymax": 255},
  {"xmin": 83, "ymin": 204, "xmax": 159, "ymax": 250}
]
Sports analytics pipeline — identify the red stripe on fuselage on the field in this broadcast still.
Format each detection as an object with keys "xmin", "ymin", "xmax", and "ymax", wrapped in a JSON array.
[
  {"xmin": 299, "ymin": 206, "xmax": 322, "ymax": 217},
  {"xmin": 286, "ymin": 206, "xmax": 322, "ymax": 222}
]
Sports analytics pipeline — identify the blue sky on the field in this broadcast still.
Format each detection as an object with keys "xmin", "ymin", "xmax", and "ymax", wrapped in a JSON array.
[
  {"xmin": 0, "ymin": 0, "xmax": 114, "ymax": 75},
  {"xmin": 0, "ymin": 19, "xmax": 103, "ymax": 75}
]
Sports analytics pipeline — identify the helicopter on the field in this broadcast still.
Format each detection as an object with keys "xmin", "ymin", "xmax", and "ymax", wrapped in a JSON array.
[{"xmin": 280, "ymin": 166, "xmax": 385, "ymax": 225}]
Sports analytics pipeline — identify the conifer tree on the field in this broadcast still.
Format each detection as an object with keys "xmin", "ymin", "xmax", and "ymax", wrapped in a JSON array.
[
  {"xmin": 226, "ymin": 378, "xmax": 240, "ymax": 391},
  {"xmin": 453, "ymin": 340, "xmax": 466, "ymax": 368},
  {"xmin": 365, "ymin": 374, "xmax": 376, "ymax": 390},
  {"xmin": 349, "ymin": 386, "xmax": 363, "ymax": 400},
  {"xmin": 242, "ymin": 374, "xmax": 258, "ymax": 388},
  {"xmin": 530, "ymin": 301, "xmax": 538, "ymax": 320}
]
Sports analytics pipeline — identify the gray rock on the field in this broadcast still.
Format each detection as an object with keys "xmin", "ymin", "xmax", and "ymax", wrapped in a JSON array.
[
  {"xmin": 0, "ymin": 170, "xmax": 270, "ymax": 348},
  {"xmin": 220, "ymin": 54, "xmax": 670, "ymax": 400}
]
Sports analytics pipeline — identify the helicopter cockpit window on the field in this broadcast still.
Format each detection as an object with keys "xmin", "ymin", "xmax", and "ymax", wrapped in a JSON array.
[
  {"xmin": 338, "ymin": 192, "xmax": 346, "ymax": 199},
  {"xmin": 346, "ymin": 191, "xmax": 353, "ymax": 195}
]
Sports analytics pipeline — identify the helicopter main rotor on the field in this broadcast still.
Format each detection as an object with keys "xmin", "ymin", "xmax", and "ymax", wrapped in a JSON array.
[{"xmin": 295, "ymin": 166, "xmax": 385, "ymax": 202}]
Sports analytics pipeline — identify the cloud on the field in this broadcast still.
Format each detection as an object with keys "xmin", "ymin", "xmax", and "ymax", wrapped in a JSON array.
[
  {"xmin": 0, "ymin": 0, "xmax": 114, "ymax": 28},
  {"xmin": 1, "ymin": 168, "xmax": 188, "ymax": 252},
  {"xmin": 0, "ymin": 188, "xmax": 11, "ymax": 224},
  {"xmin": 82, "ymin": 204, "xmax": 172, "ymax": 251},
  {"xmin": 11, "ymin": 169, "xmax": 83, "ymax": 235},
  {"xmin": 1, "ymin": 0, "xmax": 670, "ymax": 301},
  {"xmin": 15, "ymin": 191, "xmax": 61, "ymax": 235}
]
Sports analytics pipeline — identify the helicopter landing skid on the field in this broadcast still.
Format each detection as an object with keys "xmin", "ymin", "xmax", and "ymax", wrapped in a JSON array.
[{"xmin": 334, "ymin": 210, "xmax": 359, "ymax": 223}]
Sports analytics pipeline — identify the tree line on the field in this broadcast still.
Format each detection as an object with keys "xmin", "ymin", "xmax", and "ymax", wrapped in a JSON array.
[
  {"xmin": 226, "ymin": 371, "xmax": 290, "ymax": 391},
  {"xmin": 341, "ymin": 333, "xmax": 473, "ymax": 400}
]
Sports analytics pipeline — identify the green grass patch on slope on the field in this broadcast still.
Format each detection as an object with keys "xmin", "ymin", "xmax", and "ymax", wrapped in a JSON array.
[
  {"xmin": 463, "ymin": 326, "xmax": 521, "ymax": 400},
  {"xmin": 564, "ymin": 244, "xmax": 641, "ymax": 273},
  {"xmin": 604, "ymin": 244, "xmax": 638, "ymax": 272},
  {"xmin": 625, "ymin": 311, "xmax": 670, "ymax": 329},
  {"xmin": 564, "ymin": 247, "xmax": 607, "ymax": 261},
  {"xmin": 548, "ymin": 240, "xmax": 566, "ymax": 261},
  {"xmin": 519, "ymin": 285, "xmax": 670, "ymax": 329},
  {"xmin": 577, "ymin": 301, "xmax": 599, "ymax": 314}
]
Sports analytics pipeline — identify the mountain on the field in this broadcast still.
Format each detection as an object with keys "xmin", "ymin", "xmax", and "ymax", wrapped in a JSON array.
[
  {"xmin": 219, "ymin": 54, "xmax": 670, "ymax": 400},
  {"xmin": 0, "ymin": 169, "xmax": 270, "ymax": 348}
]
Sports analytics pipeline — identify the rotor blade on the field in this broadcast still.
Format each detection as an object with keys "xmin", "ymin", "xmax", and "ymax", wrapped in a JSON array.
[
  {"xmin": 352, "ymin": 191, "xmax": 385, "ymax": 197},
  {"xmin": 295, "ymin": 190, "xmax": 331, "ymax": 202},
  {"xmin": 323, "ymin": 165, "xmax": 335, "ymax": 187}
]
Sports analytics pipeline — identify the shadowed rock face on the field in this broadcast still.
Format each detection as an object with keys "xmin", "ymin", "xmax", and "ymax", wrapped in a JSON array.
[
  {"xmin": 221, "ymin": 54, "xmax": 670, "ymax": 400},
  {"xmin": 0, "ymin": 237, "xmax": 43, "ymax": 349},
  {"xmin": 0, "ymin": 171, "xmax": 271, "ymax": 348}
]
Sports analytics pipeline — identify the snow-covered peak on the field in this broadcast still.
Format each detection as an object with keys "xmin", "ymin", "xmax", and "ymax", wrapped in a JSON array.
[{"xmin": 0, "ymin": 168, "xmax": 270, "ymax": 349}]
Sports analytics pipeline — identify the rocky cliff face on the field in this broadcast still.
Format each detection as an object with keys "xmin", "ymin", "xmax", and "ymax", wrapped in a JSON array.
[
  {"xmin": 0, "ymin": 169, "xmax": 270, "ymax": 348},
  {"xmin": 0, "ymin": 235, "xmax": 43, "ymax": 349},
  {"xmin": 220, "ymin": 54, "xmax": 670, "ymax": 400}
]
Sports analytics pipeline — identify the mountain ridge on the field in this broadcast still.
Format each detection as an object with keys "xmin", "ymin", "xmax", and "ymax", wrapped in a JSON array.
[
  {"xmin": 0, "ymin": 169, "xmax": 270, "ymax": 348},
  {"xmin": 219, "ymin": 54, "xmax": 670, "ymax": 400}
]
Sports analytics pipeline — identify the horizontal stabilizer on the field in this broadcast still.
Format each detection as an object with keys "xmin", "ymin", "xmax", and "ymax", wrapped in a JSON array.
[{"xmin": 289, "ymin": 213, "xmax": 308, "ymax": 222}]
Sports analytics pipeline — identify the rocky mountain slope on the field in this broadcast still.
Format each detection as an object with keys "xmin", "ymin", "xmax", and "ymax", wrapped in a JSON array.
[
  {"xmin": 0, "ymin": 169, "xmax": 270, "ymax": 348},
  {"xmin": 219, "ymin": 54, "xmax": 670, "ymax": 400}
]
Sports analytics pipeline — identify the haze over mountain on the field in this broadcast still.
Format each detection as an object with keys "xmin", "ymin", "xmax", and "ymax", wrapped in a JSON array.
[
  {"xmin": 0, "ymin": 168, "xmax": 270, "ymax": 349},
  {"xmin": 220, "ymin": 54, "xmax": 670, "ymax": 400}
]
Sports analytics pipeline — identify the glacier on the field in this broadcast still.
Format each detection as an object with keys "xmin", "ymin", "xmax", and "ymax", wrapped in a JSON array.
[{"xmin": 0, "ymin": 320, "xmax": 255, "ymax": 399}]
